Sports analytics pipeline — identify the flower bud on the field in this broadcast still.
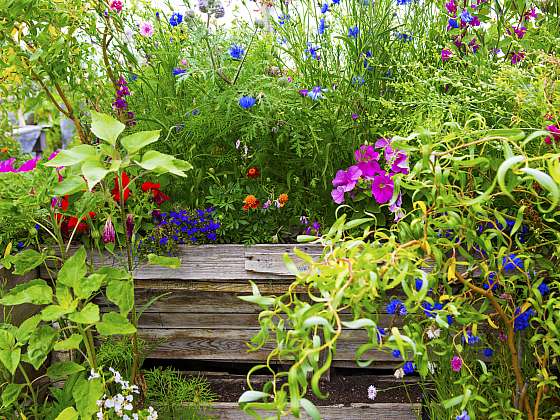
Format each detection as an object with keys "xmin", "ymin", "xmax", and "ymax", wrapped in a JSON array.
[
  {"xmin": 103, "ymin": 217, "xmax": 116, "ymax": 243},
  {"xmin": 126, "ymin": 214, "xmax": 134, "ymax": 239}
]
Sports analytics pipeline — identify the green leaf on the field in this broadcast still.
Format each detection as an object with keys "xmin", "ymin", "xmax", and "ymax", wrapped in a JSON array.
[
  {"xmin": 74, "ymin": 273, "xmax": 105, "ymax": 300},
  {"xmin": 67, "ymin": 303, "xmax": 100, "ymax": 324},
  {"xmin": 47, "ymin": 361, "xmax": 85, "ymax": 380},
  {"xmin": 58, "ymin": 247, "xmax": 87, "ymax": 289},
  {"xmin": 90, "ymin": 111, "xmax": 125, "ymax": 145},
  {"xmin": 1, "ymin": 383, "xmax": 25, "ymax": 409},
  {"xmin": 44, "ymin": 145, "xmax": 98, "ymax": 167},
  {"xmin": 302, "ymin": 316, "xmax": 334, "ymax": 332},
  {"xmin": 443, "ymin": 394, "xmax": 464, "ymax": 409},
  {"xmin": 96, "ymin": 312, "xmax": 136, "ymax": 336},
  {"xmin": 238, "ymin": 391, "xmax": 270, "ymax": 403},
  {"xmin": 135, "ymin": 150, "xmax": 192, "ymax": 177},
  {"xmin": 54, "ymin": 334, "xmax": 83, "ymax": 351},
  {"xmin": 27, "ymin": 325, "xmax": 58, "ymax": 370},
  {"xmin": 55, "ymin": 406, "xmax": 79, "ymax": 420},
  {"xmin": 81, "ymin": 160, "xmax": 109, "ymax": 191},
  {"xmin": 106, "ymin": 279, "xmax": 134, "ymax": 315},
  {"xmin": 120, "ymin": 130, "xmax": 160, "ymax": 155},
  {"xmin": 15, "ymin": 314, "xmax": 42, "ymax": 343},
  {"xmin": 54, "ymin": 176, "xmax": 87, "ymax": 195},
  {"xmin": 12, "ymin": 249, "xmax": 45, "ymax": 275},
  {"xmin": 0, "ymin": 330, "xmax": 20, "ymax": 375},
  {"xmin": 73, "ymin": 377, "xmax": 104, "ymax": 419},
  {"xmin": 0, "ymin": 279, "xmax": 52, "ymax": 305},
  {"xmin": 300, "ymin": 398, "xmax": 321, "ymax": 420},
  {"xmin": 147, "ymin": 254, "xmax": 181, "ymax": 269},
  {"xmin": 41, "ymin": 301, "xmax": 78, "ymax": 321},
  {"xmin": 341, "ymin": 318, "xmax": 377, "ymax": 329},
  {"xmin": 519, "ymin": 167, "xmax": 559, "ymax": 212},
  {"xmin": 497, "ymin": 155, "xmax": 525, "ymax": 199}
]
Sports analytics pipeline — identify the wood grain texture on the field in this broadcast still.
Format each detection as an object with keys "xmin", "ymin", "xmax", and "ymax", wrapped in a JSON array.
[{"xmin": 206, "ymin": 402, "xmax": 421, "ymax": 420}]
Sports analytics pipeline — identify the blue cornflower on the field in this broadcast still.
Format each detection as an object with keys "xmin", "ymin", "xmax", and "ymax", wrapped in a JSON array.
[
  {"xmin": 307, "ymin": 86, "xmax": 323, "ymax": 100},
  {"xmin": 538, "ymin": 282, "xmax": 550, "ymax": 296},
  {"xmin": 239, "ymin": 96, "xmax": 256, "ymax": 109},
  {"xmin": 392, "ymin": 349, "xmax": 401, "ymax": 358},
  {"xmin": 305, "ymin": 43, "xmax": 320, "ymax": 60},
  {"xmin": 172, "ymin": 67, "xmax": 186, "ymax": 76},
  {"xmin": 422, "ymin": 302, "xmax": 443, "ymax": 318},
  {"xmin": 229, "ymin": 44, "xmax": 245, "ymax": 60},
  {"xmin": 386, "ymin": 299, "xmax": 407, "ymax": 316},
  {"xmin": 352, "ymin": 76, "xmax": 365, "ymax": 86},
  {"xmin": 448, "ymin": 18, "xmax": 459, "ymax": 29},
  {"xmin": 514, "ymin": 307, "xmax": 534, "ymax": 331},
  {"xmin": 321, "ymin": 3, "xmax": 329, "ymax": 13},
  {"xmin": 278, "ymin": 14, "xmax": 289, "ymax": 25},
  {"xmin": 460, "ymin": 9, "xmax": 474, "ymax": 23},
  {"xmin": 415, "ymin": 278, "xmax": 424, "ymax": 291},
  {"xmin": 318, "ymin": 18, "xmax": 327, "ymax": 35},
  {"xmin": 169, "ymin": 12, "xmax": 183, "ymax": 26},
  {"xmin": 348, "ymin": 26, "xmax": 359, "ymax": 38},
  {"xmin": 482, "ymin": 348, "xmax": 494, "ymax": 358},
  {"xmin": 403, "ymin": 361, "xmax": 415, "ymax": 375},
  {"xmin": 456, "ymin": 411, "xmax": 470, "ymax": 420},
  {"xmin": 502, "ymin": 254, "xmax": 524, "ymax": 273}
]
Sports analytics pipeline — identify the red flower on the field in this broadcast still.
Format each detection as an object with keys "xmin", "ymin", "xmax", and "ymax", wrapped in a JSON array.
[
  {"xmin": 247, "ymin": 167, "xmax": 260, "ymax": 179},
  {"xmin": 112, "ymin": 172, "xmax": 131, "ymax": 203},
  {"xmin": 141, "ymin": 181, "xmax": 170, "ymax": 205},
  {"xmin": 544, "ymin": 125, "xmax": 560, "ymax": 145}
]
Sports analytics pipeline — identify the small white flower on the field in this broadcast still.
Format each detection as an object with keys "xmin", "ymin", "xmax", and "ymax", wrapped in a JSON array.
[
  {"xmin": 427, "ymin": 361, "xmax": 436, "ymax": 374},
  {"xmin": 126, "ymin": 394, "xmax": 133, "ymax": 402},
  {"xmin": 235, "ymin": 139, "xmax": 241, "ymax": 149},
  {"xmin": 394, "ymin": 368, "xmax": 405, "ymax": 379},
  {"xmin": 367, "ymin": 384, "xmax": 377, "ymax": 401},
  {"xmin": 96, "ymin": 409, "xmax": 104, "ymax": 420},
  {"xmin": 89, "ymin": 368, "xmax": 101, "ymax": 380},
  {"xmin": 426, "ymin": 325, "xmax": 441, "ymax": 340},
  {"xmin": 123, "ymin": 403, "xmax": 133, "ymax": 411},
  {"xmin": 123, "ymin": 416, "xmax": 130, "ymax": 420}
]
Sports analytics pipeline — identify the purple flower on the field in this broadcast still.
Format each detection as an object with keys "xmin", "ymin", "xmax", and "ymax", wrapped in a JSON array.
[
  {"xmin": 371, "ymin": 173, "xmax": 394, "ymax": 204},
  {"xmin": 456, "ymin": 411, "xmax": 470, "ymax": 420},
  {"xmin": 451, "ymin": 355, "xmax": 462, "ymax": 372},
  {"xmin": 239, "ymin": 96, "xmax": 257, "ymax": 109},
  {"xmin": 351, "ymin": 113, "xmax": 359, "ymax": 120},
  {"xmin": 113, "ymin": 97, "xmax": 128, "ymax": 109},
  {"xmin": 126, "ymin": 214, "xmax": 134, "ymax": 239},
  {"xmin": 17, "ymin": 157, "xmax": 39, "ymax": 172},
  {"xmin": 305, "ymin": 43, "xmax": 320, "ymax": 60},
  {"xmin": 312, "ymin": 221, "xmax": 321, "ymax": 231},
  {"xmin": 389, "ymin": 193, "xmax": 405, "ymax": 221},
  {"xmin": 391, "ymin": 151, "xmax": 409, "ymax": 174},
  {"xmin": 354, "ymin": 145, "xmax": 379, "ymax": 163},
  {"xmin": 357, "ymin": 160, "xmax": 383, "ymax": 179},
  {"xmin": 308, "ymin": 86, "xmax": 324, "ymax": 100},
  {"xmin": 513, "ymin": 26, "xmax": 527, "ymax": 39},
  {"xmin": 103, "ymin": 217, "xmax": 116, "ymax": 243},
  {"xmin": 460, "ymin": 9, "xmax": 474, "ymax": 23},
  {"xmin": 348, "ymin": 26, "xmax": 359, "ymax": 38},
  {"xmin": 441, "ymin": 48, "xmax": 453, "ymax": 62},
  {"xmin": 511, "ymin": 51, "xmax": 525, "ymax": 65},
  {"xmin": 298, "ymin": 89, "xmax": 309, "ymax": 97},
  {"xmin": 445, "ymin": 0, "xmax": 457, "ymax": 14},
  {"xmin": 331, "ymin": 166, "xmax": 362, "ymax": 203},
  {"xmin": 0, "ymin": 158, "xmax": 16, "ymax": 172}
]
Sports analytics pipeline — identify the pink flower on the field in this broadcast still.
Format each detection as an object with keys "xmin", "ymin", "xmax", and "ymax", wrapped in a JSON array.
[
  {"xmin": 544, "ymin": 125, "xmax": 560, "ymax": 145},
  {"xmin": 441, "ymin": 48, "xmax": 453, "ymax": 62},
  {"xmin": 357, "ymin": 160, "xmax": 383, "ymax": 179},
  {"xmin": 391, "ymin": 151, "xmax": 409, "ymax": 174},
  {"xmin": 354, "ymin": 145, "xmax": 379, "ymax": 163},
  {"xmin": 331, "ymin": 165, "xmax": 362, "ymax": 204},
  {"xmin": 0, "ymin": 158, "xmax": 16, "ymax": 172},
  {"xmin": 109, "ymin": 0, "xmax": 123, "ymax": 12},
  {"xmin": 139, "ymin": 21, "xmax": 154, "ymax": 37},
  {"xmin": 103, "ymin": 217, "xmax": 116, "ymax": 243},
  {"xmin": 17, "ymin": 157, "xmax": 39, "ymax": 172},
  {"xmin": 371, "ymin": 173, "xmax": 394, "ymax": 204},
  {"xmin": 445, "ymin": 0, "xmax": 457, "ymax": 14},
  {"xmin": 451, "ymin": 355, "xmax": 462, "ymax": 372},
  {"xmin": 375, "ymin": 137, "xmax": 396, "ymax": 161}
]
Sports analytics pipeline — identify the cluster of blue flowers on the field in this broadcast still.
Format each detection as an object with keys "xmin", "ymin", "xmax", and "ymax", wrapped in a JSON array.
[
  {"xmin": 386, "ymin": 298, "xmax": 407, "ymax": 316},
  {"xmin": 514, "ymin": 307, "xmax": 534, "ymax": 331}
]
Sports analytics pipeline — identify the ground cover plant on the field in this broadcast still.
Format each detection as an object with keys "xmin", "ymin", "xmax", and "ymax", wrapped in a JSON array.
[{"xmin": 0, "ymin": 0, "xmax": 558, "ymax": 419}]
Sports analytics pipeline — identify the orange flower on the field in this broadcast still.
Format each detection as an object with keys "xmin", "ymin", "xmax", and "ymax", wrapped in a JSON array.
[
  {"xmin": 277, "ymin": 193, "xmax": 288, "ymax": 207},
  {"xmin": 0, "ymin": 147, "xmax": 8, "ymax": 153},
  {"xmin": 247, "ymin": 167, "xmax": 260, "ymax": 179},
  {"xmin": 243, "ymin": 194, "xmax": 260, "ymax": 211}
]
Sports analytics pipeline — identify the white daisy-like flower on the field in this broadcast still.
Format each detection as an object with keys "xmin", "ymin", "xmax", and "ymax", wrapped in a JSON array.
[
  {"xmin": 89, "ymin": 369, "xmax": 101, "ymax": 380},
  {"xmin": 367, "ymin": 384, "xmax": 377, "ymax": 401},
  {"xmin": 394, "ymin": 368, "xmax": 405, "ymax": 379},
  {"xmin": 426, "ymin": 325, "xmax": 441, "ymax": 340}
]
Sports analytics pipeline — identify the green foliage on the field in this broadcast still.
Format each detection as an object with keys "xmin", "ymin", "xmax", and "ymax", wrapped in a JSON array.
[{"xmin": 144, "ymin": 367, "xmax": 216, "ymax": 419}]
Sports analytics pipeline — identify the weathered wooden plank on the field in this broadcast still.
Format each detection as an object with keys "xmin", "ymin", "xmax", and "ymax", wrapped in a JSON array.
[
  {"xmin": 206, "ymin": 402, "xmax": 421, "ymax": 420},
  {"xmin": 134, "ymin": 280, "xmax": 299, "ymax": 293},
  {"xmin": 140, "ymin": 329, "xmax": 395, "ymax": 363},
  {"xmin": 244, "ymin": 245, "xmax": 323, "ymax": 276}
]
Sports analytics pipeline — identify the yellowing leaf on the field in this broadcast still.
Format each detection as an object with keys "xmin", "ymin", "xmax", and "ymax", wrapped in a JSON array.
[{"xmin": 447, "ymin": 257, "xmax": 456, "ymax": 281}]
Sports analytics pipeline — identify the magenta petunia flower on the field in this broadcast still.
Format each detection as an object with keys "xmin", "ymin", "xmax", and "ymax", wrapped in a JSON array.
[
  {"xmin": 354, "ymin": 145, "xmax": 379, "ymax": 163},
  {"xmin": 0, "ymin": 158, "xmax": 16, "ymax": 172},
  {"xmin": 358, "ymin": 160, "xmax": 383, "ymax": 179},
  {"xmin": 451, "ymin": 355, "xmax": 462, "ymax": 372},
  {"xmin": 17, "ymin": 157, "xmax": 39, "ymax": 172},
  {"xmin": 371, "ymin": 173, "xmax": 394, "ymax": 204},
  {"xmin": 391, "ymin": 151, "xmax": 409, "ymax": 174},
  {"xmin": 441, "ymin": 48, "xmax": 453, "ymax": 62},
  {"xmin": 331, "ymin": 186, "xmax": 346, "ymax": 204},
  {"xmin": 332, "ymin": 165, "xmax": 362, "ymax": 191},
  {"xmin": 544, "ymin": 125, "xmax": 560, "ymax": 144},
  {"xmin": 375, "ymin": 137, "xmax": 397, "ymax": 161}
]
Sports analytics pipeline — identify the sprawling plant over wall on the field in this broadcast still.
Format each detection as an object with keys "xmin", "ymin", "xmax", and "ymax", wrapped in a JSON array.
[
  {"xmin": 240, "ymin": 122, "xmax": 560, "ymax": 419},
  {"xmin": 0, "ymin": 112, "xmax": 191, "ymax": 417}
]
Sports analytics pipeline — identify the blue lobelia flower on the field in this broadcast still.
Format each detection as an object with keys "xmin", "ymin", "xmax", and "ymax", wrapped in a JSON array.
[
  {"xmin": 348, "ymin": 26, "xmax": 359, "ymax": 38},
  {"xmin": 502, "ymin": 254, "xmax": 524, "ymax": 273},
  {"xmin": 537, "ymin": 282, "xmax": 550, "ymax": 296},
  {"xmin": 332, "ymin": 0, "xmax": 340, "ymax": 4},
  {"xmin": 239, "ymin": 96, "xmax": 257, "ymax": 109},
  {"xmin": 482, "ymin": 348, "xmax": 494, "ymax": 358},
  {"xmin": 321, "ymin": 3, "xmax": 329, "ymax": 13},
  {"xmin": 305, "ymin": 43, "xmax": 320, "ymax": 60},
  {"xmin": 397, "ymin": 0, "xmax": 413, "ymax": 4},
  {"xmin": 229, "ymin": 44, "xmax": 245, "ymax": 60},
  {"xmin": 392, "ymin": 349, "xmax": 401, "ymax": 358},
  {"xmin": 169, "ymin": 12, "xmax": 183, "ymax": 26},
  {"xmin": 514, "ymin": 307, "xmax": 534, "ymax": 331},
  {"xmin": 387, "ymin": 299, "xmax": 407, "ymax": 316},
  {"xmin": 456, "ymin": 411, "xmax": 470, "ymax": 420},
  {"xmin": 422, "ymin": 302, "xmax": 443, "ymax": 318},
  {"xmin": 403, "ymin": 361, "xmax": 415, "ymax": 375},
  {"xmin": 448, "ymin": 18, "xmax": 459, "ymax": 29},
  {"xmin": 352, "ymin": 76, "xmax": 365, "ymax": 86}
]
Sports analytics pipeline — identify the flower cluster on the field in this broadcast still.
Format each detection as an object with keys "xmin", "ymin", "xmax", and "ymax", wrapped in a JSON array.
[
  {"xmin": 331, "ymin": 140, "xmax": 408, "ymax": 220},
  {"xmin": 243, "ymin": 194, "xmax": 289, "ymax": 211},
  {"xmin": 52, "ymin": 195, "xmax": 96, "ymax": 236},
  {"xmin": 0, "ymin": 156, "xmax": 39, "ymax": 173},
  {"xmin": 300, "ymin": 216, "xmax": 321, "ymax": 236},
  {"xmin": 112, "ymin": 76, "xmax": 136, "ymax": 126}
]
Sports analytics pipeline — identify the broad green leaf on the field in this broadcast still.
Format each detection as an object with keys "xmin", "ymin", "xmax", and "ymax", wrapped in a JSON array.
[
  {"xmin": 74, "ymin": 273, "xmax": 105, "ymax": 300},
  {"xmin": 73, "ymin": 377, "xmax": 104, "ymax": 419},
  {"xmin": 96, "ymin": 267, "xmax": 130, "ymax": 280},
  {"xmin": 238, "ymin": 391, "xmax": 270, "ymax": 403},
  {"xmin": 0, "ymin": 330, "xmax": 20, "ymax": 375},
  {"xmin": 1, "ymin": 383, "xmax": 24, "ymax": 409},
  {"xmin": 58, "ymin": 247, "xmax": 86, "ymax": 289},
  {"xmin": 81, "ymin": 160, "xmax": 109, "ymax": 191},
  {"xmin": 96, "ymin": 312, "xmax": 136, "ymax": 336},
  {"xmin": 135, "ymin": 150, "xmax": 192, "ymax": 177},
  {"xmin": 67, "ymin": 303, "xmax": 100, "ymax": 324},
  {"xmin": 47, "ymin": 361, "xmax": 85, "ymax": 380},
  {"xmin": 27, "ymin": 325, "xmax": 58, "ymax": 370},
  {"xmin": 54, "ymin": 334, "xmax": 83, "ymax": 351},
  {"xmin": 147, "ymin": 254, "xmax": 181, "ymax": 269},
  {"xmin": 55, "ymin": 406, "xmax": 79, "ymax": 420},
  {"xmin": 120, "ymin": 130, "xmax": 160, "ymax": 155},
  {"xmin": 0, "ymin": 279, "xmax": 52, "ymax": 305},
  {"xmin": 90, "ymin": 111, "xmax": 125, "ymax": 145},
  {"xmin": 12, "ymin": 249, "xmax": 45, "ymax": 275},
  {"xmin": 15, "ymin": 314, "xmax": 42, "ymax": 343},
  {"xmin": 44, "ymin": 145, "xmax": 98, "ymax": 167},
  {"xmin": 106, "ymin": 279, "xmax": 133, "ymax": 315},
  {"xmin": 41, "ymin": 301, "xmax": 78, "ymax": 321},
  {"xmin": 54, "ymin": 176, "xmax": 87, "ymax": 195},
  {"xmin": 238, "ymin": 295, "xmax": 276, "ymax": 306}
]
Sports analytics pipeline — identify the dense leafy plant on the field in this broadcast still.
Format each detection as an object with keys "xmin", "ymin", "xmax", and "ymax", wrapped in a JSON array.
[{"xmin": 239, "ymin": 123, "xmax": 560, "ymax": 419}]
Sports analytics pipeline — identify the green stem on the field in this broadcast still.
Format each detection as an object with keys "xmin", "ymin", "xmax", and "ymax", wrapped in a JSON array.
[{"xmin": 18, "ymin": 365, "xmax": 38, "ymax": 418}]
